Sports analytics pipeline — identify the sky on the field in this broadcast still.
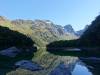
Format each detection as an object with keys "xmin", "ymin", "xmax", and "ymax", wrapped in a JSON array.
[{"xmin": 0, "ymin": 0, "xmax": 100, "ymax": 31}]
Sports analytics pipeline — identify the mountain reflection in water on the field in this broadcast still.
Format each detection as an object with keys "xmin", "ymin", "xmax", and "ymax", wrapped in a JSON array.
[
  {"xmin": 69, "ymin": 57, "xmax": 100, "ymax": 75},
  {"xmin": 47, "ymin": 48, "xmax": 100, "ymax": 75},
  {"xmin": 72, "ymin": 61, "xmax": 92, "ymax": 75},
  {"xmin": 79, "ymin": 57, "xmax": 100, "ymax": 75}
]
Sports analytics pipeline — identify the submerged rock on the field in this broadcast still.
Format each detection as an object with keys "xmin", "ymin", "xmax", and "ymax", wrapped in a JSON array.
[
  {"xmin": 0, "ymin": 47, "xmax": 20, "ymax": 57},
  {"xmin": 15, "ymin": 60, "xmax": 44, "ymax": 71}
]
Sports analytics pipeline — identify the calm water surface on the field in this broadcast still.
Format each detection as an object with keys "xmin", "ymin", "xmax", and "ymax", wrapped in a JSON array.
[
  {"xmin": 48, "ymin": 48, "xmax": 100, "ymax": 75},
  {"xmin": 71, "ymin": 56, "xmax": 100, "ymax": 75},
  {"xmin": 72, "ymin": 62, "xmax": 92, "ymax": 75}
]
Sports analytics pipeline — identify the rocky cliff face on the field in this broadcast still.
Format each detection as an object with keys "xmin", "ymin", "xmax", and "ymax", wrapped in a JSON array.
[{"xmin": 12, "ymin": 19, "xmax": 78, "ymax": 43}]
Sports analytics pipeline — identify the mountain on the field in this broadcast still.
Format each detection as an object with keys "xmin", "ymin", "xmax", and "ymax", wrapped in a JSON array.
[
  {"xmin": 12, "ymin": 19, "xmax": 78, "ymax": 43},
  {"xmin": 0, "ymin": 16, "xmax": 78, "ymax": 75},
  {"xmin": 63, "ymin": 24, "xmax": 87, "ymax": 37},
  {"xmin": 76, "ymin": 25, "xmax": 89, "ymax": 36},
  {"xmin": 64, "ymin": 24, "xmax": 75, "ymax": 34}
]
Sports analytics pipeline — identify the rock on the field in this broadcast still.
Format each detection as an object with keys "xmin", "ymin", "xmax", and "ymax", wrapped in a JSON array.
[
  {"xmin": 15, "ymin": 60, "xmax": 44, "ymax": 71},
  {"xmin": 0, "ymin": 47, "xmax": 20, "ymax": 57}
]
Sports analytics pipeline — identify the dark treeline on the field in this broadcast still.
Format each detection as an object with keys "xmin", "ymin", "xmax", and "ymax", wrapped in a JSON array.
[{"xmin": 47, "ymin": 39, "xmax": 78, "ymax": 48}]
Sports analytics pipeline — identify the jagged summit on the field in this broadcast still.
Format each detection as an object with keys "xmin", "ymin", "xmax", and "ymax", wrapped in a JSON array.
[{"xmin": 64, "ymin": 24, "xmax": 75, "ymax": 34}]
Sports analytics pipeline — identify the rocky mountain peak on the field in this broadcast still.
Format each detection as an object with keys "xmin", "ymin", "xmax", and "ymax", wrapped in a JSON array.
[{"xmin": 64, "ymin": 24, "xmax": 75, "ymax": 34}]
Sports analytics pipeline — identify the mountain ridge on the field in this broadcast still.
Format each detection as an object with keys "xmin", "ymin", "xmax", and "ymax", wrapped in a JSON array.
[{"xmin": 0, "ymin": 16, "xmax": 87, "ymax": 37}]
